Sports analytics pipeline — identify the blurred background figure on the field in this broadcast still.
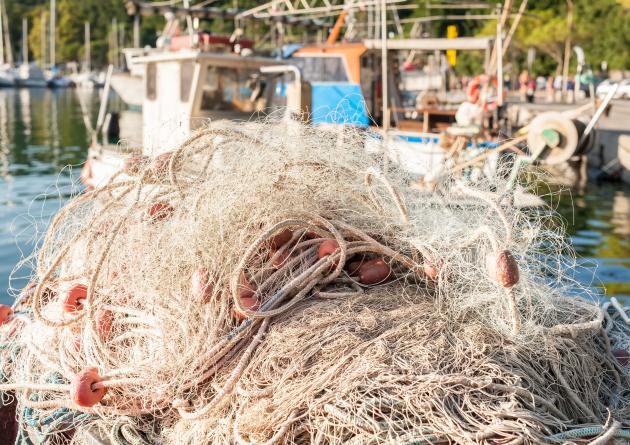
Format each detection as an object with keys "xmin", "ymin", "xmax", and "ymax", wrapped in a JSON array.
[{"xmin": 519, "ymin": 70, "xmax": 530, "ymax": 102}]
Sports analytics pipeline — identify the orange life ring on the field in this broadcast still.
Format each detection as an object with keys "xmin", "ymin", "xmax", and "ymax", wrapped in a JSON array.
[{"xmin": 466, "ymin": 75, "xmax": 499, "ymax": 110}]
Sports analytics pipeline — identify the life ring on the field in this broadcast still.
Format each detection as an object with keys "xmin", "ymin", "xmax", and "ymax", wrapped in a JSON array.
[{"xmin": 466, "ymin": 75, "xmax": 499, "ymax": 111}]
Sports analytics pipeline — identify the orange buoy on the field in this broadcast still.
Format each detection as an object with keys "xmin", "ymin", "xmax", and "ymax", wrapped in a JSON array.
[
  {"xmin": 97, "ymin": 309, "xmax": 114, "ymax": 340},
  {"xmin": 268, "ymin": 229, "xmax": 293, "ymax": 250},
  {"xmin": 192, "ymin": 266, "xmax": 214, "ymax": 303},
  {"xmin": 487, "ymin": 250, "xmax": 519, "ymax": 288},
  {"xmin": 147, "ymin": 202, "xmax": 174, "ymax": 221},
  {"xmin": 318, "ymin": 239, "xmax": 340, "ymax": 259},
  {"xmin": 346, "ymin": 258, "xmax": 367, "ymax": 276},
  {"xmin": 63, "ymin": 285, "xmax": 87, "ymax": 313},
  {"xmin": 272, "ymin": 251, "xmax": 290, "ymax": 269},
  {"xmin": 70, "ymin": 367, "xmax": 107, "ymax": 407},
  {"xmin": 0, "ymin": 305, "xmax": 13, "ymax": 325},
  {"xmin": 79, "ymin": 159, "xmax": 93, "ymax": 187},
  {"xmin": 613, "ymin": 349, "xmax": 630, "ymax": 366},
  {"xmin": 123, "ymin": 155, "xmax": 150, "ymax": 176},
  {"xmin": 233, "ymin": 297, "xmax": 261, "ymax": 321},
  {"xmin": 150, "ymin": 152, "xmax": 174, "ymax": 177},
  {"xmin": 358, "ymin": 258, "xmax": 391, "ymax": 285},
  {"xmin": 237, "ymin": 274, "xmax": 257, "ymax": 299}
]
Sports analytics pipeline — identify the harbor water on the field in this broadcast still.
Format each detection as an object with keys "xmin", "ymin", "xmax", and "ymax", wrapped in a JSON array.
[{"xmin": 0, "ymin": 88, "xmax": 629, "ymax": 304}]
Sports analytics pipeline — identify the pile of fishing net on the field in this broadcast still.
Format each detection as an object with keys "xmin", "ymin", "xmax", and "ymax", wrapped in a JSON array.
[{"xmin": 1, "ymin": 119, "xmax": 629, "ymax": 445}]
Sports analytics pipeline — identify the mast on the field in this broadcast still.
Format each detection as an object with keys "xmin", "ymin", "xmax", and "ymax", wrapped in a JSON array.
[
  {"xmin": 50, "ymin": 0, "xmax": 56, "ymax": 67},
  {"xmin": 1, "ymin": 0, "xmax": 12, "ymax": 65},
  {"xmin": 40, "ymin": 10, "xmax": 46, "ymax": 67},
  {"xmin": 22, "ymin": 18, "xmax": 28, "ymax": 65},
  {"xmin": 380, "ymin": 0, "xmax": 389, "ymax": 131},
  {"xmin": 0, "ymin": 0, "xmax": 4, "ymax": 65},
  {"xmin": 84, "ymin": 21, "xmax": 90, "ymax": 72}
]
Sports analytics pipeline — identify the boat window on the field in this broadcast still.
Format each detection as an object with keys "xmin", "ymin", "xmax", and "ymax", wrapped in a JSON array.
[
  {"xmin": 292, "ymin": 56, "xmax": 348, "ymax": 82},
  {"xmin": 180, "ymin": 61, "xmax": 195, "ymax": 102},
  {"xmin": 146, "ymin": 62, "xmax": 157, "ymax": 101},
  {"xmin": 200, "ymin": 66, "xmax": 264, "ymax": 113}
]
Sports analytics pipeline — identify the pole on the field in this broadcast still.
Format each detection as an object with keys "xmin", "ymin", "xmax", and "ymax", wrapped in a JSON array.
[
  {"xmin": 561, "ymin": 0, "xmax": 573, "ymax": 102},
  {"xmin": 133, "ymin": 14, "xmax": 140, "ymax": 48},
  {"xmin": 40, "ymin": 11, "xmax": 46, "ymax": 67},
  {"xmin": 496, "ymin": 6, "xmax": 503, "ymax": 107},
  {"xmin": 111, "ymin": 18, "xmax": 118, "ymax": 68},
  {"xmin": 381, "ymin": 0, "xmax": 389, "ymax": 131},
  {"xmin": 1, "ymin": 0, "xmax": 12, "ymax": 65},
  {"xmin": 22, "ymin": 18, "xmax": 28, "ymax": 65},
  {"xmin": 85, "ymin": 22, "xmax": 90, "ymax": 72},
  {"xmin": 502, "ymin": 0, "xmax": 528, "ymax": 57},
  {"xmin": 50, "ymin": 0, "xmax": 56, "ymax": 67},
  {"xmin": 0, "ymin": 0, "xmax": 5, "ymax": 65}
]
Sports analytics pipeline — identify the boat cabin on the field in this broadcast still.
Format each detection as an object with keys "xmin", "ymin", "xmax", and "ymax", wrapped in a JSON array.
[{"xmin": 135, "ymin": 51, "xmax": 282, "ymax": 152}]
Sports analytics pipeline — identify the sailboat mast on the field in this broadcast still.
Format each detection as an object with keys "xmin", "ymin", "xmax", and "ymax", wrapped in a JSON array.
[
  {"xmin": 50, "ymin": 0, "xmax": 56, "ymax": 67},
  {"xmin": 0, "ymin": 0, "xmax": 4, "ymax": 65},
  {"xmin": 22, "ymin": 18, "xmax": 28, "ymax": 65},
  {"xmin": 0, "ymin": 0, "xmax": 12, "ymax": 65},
  {"xmin": 84, "ymin": 21, "xmax": 90, "ymax": 72},
  {"xmin": 40, "ymin": 11, "xmax": 46, "ymax": 67}
]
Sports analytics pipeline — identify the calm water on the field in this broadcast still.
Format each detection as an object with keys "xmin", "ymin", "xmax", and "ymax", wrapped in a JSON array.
[{"xmin": 0, "ymin": 89, "xmax": 629, "ymax": 304}]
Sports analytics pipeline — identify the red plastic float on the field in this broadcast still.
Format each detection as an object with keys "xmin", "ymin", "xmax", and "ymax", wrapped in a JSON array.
[
  {"xmin": 613, "ymin": 348, "xmax": 630, "ymax": 366},
  {"xmin": 191, "ymin": 266, "xmax": 214, "ymax": 303},
  {"xmin": 147, "ymin": 202, "xmax": 174, "ymax": 221},
  {"xmin": 487, "ymin": 250, "xmax": 519, "ymax": 288},
  {"xmin": 357, "ymin": 258, "xmax": 391, "ymax": 285},
  {"xmin": 233, "ymin": 297, "xmax": 261, "ymax": 321},
  {"xmin": 272, "ymin": 251, "xmax": 290, "ymax": 269},
  {"xmin": 63, "ymin": 284, "xmax": 87, "ymax": 313},
  {"xmin": 268, "ymin": 229, "xmax": 293, "ymax": 250},
  {"xmin": 150, "ymin": 151, "xmax": 174, "ymax": 177},
  {"xmin": 70, "ymin": 367, "xmax": 107, "ymax": 407},
  {"xmin": 0, "ymin": 304, "xmax": 13, "ymax": 325},
  {"xmin": 97, "ymin": 309, "xmax": 114, "ymax": 340},
  {"xmin": 122, "ymin": 155, "xmax": 149, "ymax": 176},
  {"xmin": 318, "ymin": 239, "xmax": 340, "ymax": 259},
  {"xmin": 237, "ymin": 274, "xmax": 257, "ymax": 299}
]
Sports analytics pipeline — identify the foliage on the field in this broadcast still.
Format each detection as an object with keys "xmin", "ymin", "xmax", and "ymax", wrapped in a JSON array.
[{"xmin": 3, "ymin": 0, "xmax": 630, "ymax": 71}]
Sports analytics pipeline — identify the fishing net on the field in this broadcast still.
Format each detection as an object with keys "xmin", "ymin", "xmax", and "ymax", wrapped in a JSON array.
[{"xmin": 0, "ymin": 118, "xmax": 629, "ymax": 444}]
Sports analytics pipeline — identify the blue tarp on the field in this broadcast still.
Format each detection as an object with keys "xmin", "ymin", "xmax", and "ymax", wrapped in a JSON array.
[{"xmin": 310, "ymin": 83, "xmax": 369, "ymax": 127}]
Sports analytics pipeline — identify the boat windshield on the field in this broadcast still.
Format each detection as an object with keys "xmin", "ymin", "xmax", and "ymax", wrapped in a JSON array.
[{"xmin": 200, "ymin": 66, "xmax": 265, "ymax": 113}]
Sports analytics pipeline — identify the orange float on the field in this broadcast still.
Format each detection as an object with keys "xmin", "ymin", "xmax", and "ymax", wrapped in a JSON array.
[
  {"xmin": 318, "ymin": 239, "xmax": 340, "ymax": 259},
  {"xmin": 147, "ymin": 202, "xmax": 174, "ymax": 221},
  {"xmin": 357, "ymin": 258, "xmax": 391, "ymax": 285},
  {"xmin": 191, "ymin": 266, "xmax": 214, "ymax": 303},
  {"xmin": 233, "ymin": 297, "xmax": 261, "ymax": 321},
  {"xmin": 70, "ymin": 367, "xmax": 107, "ymax": 407},
  {"xmin": 0, "ymin": 304, "xmax": 12, "ymax": 325},
  {"xmin": 63, "ymin": 284, "xmax": 87, "ymax": 313}
]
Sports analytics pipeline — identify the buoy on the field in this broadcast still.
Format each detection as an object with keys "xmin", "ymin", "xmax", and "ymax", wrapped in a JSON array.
[
  {"xmin": 147, "ymin": 202, "xmax": 174, "ymax": 221},
  {"xmin": 63, "ymin": 284, "xmax": 87, "ymax": 313},
  {"xmin": 150, "ymin": 152, "xmax": 174, "ymax": 177},
  {"xmin": 70, "ymin": 367, "xmax": 107, "ymax": 407},
  {"xmin": 358, "ymin": 258, "xmax": 391, "ymax": 285},
  {"xmin": 268, "ymin": 229, "xmax": 293, "ymax": 250},
  {"xmin": 233, "ymin": 297, "xmax": 261, "ymax": 321},
  {"xmin": 237, "ymin": 274, "xmax": 256, "ymax": 299},
  {"xmin": 613, "ymin": 348, "xmax": 630, "ymax": 366},
  {"xmin": 272, "ymin": 251, "xmax": 290, "ymax": 269},
  {"xmin": 192, "ymin": 266, "xmax": 214, "ymax": 303},
  {"xmin": 486, "ymin": 250, "xmax": 519, "ymax": 288},
  {"xmin": 0, "ymin": 305, "xmax": 13, "ymax": 325},
  {"xmin": 97, "ymin": 309, "xmax": 114, "ymax": 340},
  {"xmin": 318, "ymin": 239, "xmax": 340, "ymax": 259},
  {"xmin": 122, "ymin": 155, "xmax": 150, "ymax": 176}
]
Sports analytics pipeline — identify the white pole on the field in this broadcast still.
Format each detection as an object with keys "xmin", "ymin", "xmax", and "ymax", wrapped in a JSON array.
[
  {"xmin": 1, "ymin": 0, "xmax": 12, "ymax": 65},
  {"xmin": 496, "ymin": 6, "xmax": 504, "ymax": 107},
  {"xmin": 22, "ymin": 18, "xmax": 28, "ymax": 65},
  {"xmin": 50, "ymin": 0, "xmax": 56, "ymax": 67},
  {"xmin": 40, "ymin": 11, "xmax": 46, "ymax": 67},
  {"xmin": 85, "ymin": 22, "xmax": 90, "ymax": 72},
  {"xmin": 133, "ymin": 14, "xmax": 140, "ymax": 48},
  {"xmin": 381, "ymin": 0, "xmax": 389, "ymax": 131},
  {"xmin": 0, "ymin": 0, "xmax": 5, "ymax": 66}
]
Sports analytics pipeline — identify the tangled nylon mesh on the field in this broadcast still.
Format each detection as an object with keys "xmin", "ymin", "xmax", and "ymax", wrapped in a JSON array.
[{"xmin": 0, "ymin": 118, "xmax": 629, "ymax": 445}]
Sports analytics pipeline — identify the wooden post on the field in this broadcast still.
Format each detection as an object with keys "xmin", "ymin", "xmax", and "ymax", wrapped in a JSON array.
[
  {"xmin": 84, "ymin": 22, "xmax": 90, "ymax": 72},
  {"xmin": 22, "ymin": 18, "xmax": 28, "ymax": 65},
  {"xmin": 40, "ymin": 11, "xmax": 46, "ymax": 67},
  {"xmin": 133, "ymin": 14, "xmax": 140, "ymax": 48}
]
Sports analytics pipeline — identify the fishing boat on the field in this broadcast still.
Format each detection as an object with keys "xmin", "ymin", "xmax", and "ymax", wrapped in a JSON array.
[{"xmin": 0, "ymin": 64, "xmax": 15, "ymax": 87}]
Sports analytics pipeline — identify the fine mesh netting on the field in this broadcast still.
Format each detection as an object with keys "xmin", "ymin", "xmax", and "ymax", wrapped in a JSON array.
[{"xmin": 0, "ymin": 118, "xmax": 629, "ymax": 445}]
